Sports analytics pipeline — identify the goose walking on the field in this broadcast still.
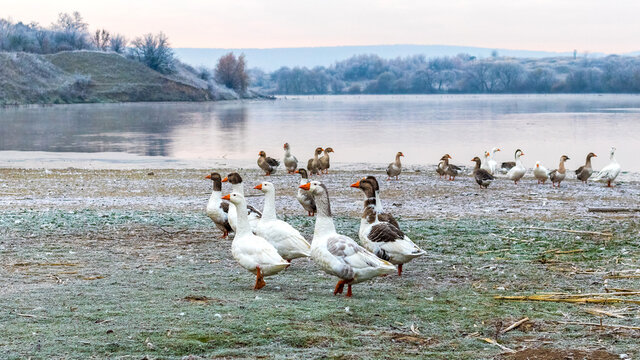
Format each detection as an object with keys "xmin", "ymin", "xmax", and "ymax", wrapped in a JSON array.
[
  {"xmin": 254, "ymin": 182, "xmax": 311, "ymax": 263},
  {"xmin": 386, "ymin": 152, "xmax": 404, "ymax": 180},
  {"xmin": 506, "ymin": 149, "xmax": 526, "ymax": 184},
  {"xmin": 295, "ymin": 169, "xmax": 316, "ymax": 216},
  {"xmin": 300, "ymin": 181, "xmax": 395, "ymax": 297},
  {"xmin": 223, "ymin": 173, "xmax": 262, "ymax": 232},
  {"xmin": 258, "ymin": 151, "xmax": 280, "ymax": 176},
  {"xmin": 594, "ymin": 147, "xmax": 621, "ymax": 187},
  {"xmin": 471, "ymin": 157, "xmax": 494, "ymax": 189},
  {"xmin": 222, "ymin": 193, "xmax": 289, "ymax": 289},
  {"xmin": 283, "ymin": 143, "xmax": 298, "ymax": 174},
  {"xmin": 205, "ymin": 172, "xmax": 232, "ymax": 238},
  {"xmin": 575, "ymin": 152, "xmax": 597, "ymax": 184},
  {"xmin": 351, "ymin": 180, "xmax": 425, "ymax": 275},
  {"xmin": 549, "ymin": 155, "xmax": 570, "ymax": 188}
]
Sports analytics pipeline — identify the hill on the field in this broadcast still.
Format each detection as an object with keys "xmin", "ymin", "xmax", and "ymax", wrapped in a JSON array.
[
  {"xmin": 0, "ymin": 51, "xmax": 247, "ymax": 105},
  {"xmin": 174, "ymin": 44, "xmax": 595, "ymax": 71}
]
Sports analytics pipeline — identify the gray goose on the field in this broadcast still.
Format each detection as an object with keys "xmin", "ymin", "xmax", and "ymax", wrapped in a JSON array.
[
  {"xmin": 362, "ymin": 176, "xmax": 400, "ymax": 229},
  {"xmin": 294, "ymin": 169, "xmax": 316, "ymax": 216},
  {"xmin": 386, "ymin": 152, "xmax": 404, "ymax": 180},
  {"xmin": 258, "ymin": 151, "xmax": 280, "ymax": 176},
  {"xmin": 471, "ymin": 157, "xmax": 494, "ymax": 189},
  {"xmin": 442, "ymin": 154, "xmax": 461, "ymax": 181},
  {"xmin": 575, "ymin": 152, "xmax": 597, "ymax": 183},
  {"xmin": 318, "ymin": 147, "xmax": 334, "ymax": 174},
  {"xmin": 436, "ymin": 154, "xmax": 450, "ymax": 178},
  {"xmin": 549, "ymin": 155, "xmax": 570, "ymax": 187},
  {"xmin": 283, "ymin": 143, "xmax": 298, "ymax": 174},
  {"xmin": 307, "ymin": 147, "xmax": 323, "ymax": 176}
]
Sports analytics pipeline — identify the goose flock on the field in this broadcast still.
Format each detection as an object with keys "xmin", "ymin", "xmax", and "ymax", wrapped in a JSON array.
[{"xmin": 205, "ymin": 144, "xmax": 621, "ymax": 297}]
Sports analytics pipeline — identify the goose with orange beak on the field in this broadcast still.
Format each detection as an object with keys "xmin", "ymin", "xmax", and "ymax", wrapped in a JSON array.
[
  {"xmin": 471, "ymin": 157, "xmax": 495, "ymax": 188},
  {"xmin": 253, "ymin": 182, "xmax": 311, "ymax": 263},
  {"xmin": 295, "ymin": 169, "xmax": 316, "ymax": 216},
  {"xmin": 283, "ymin": 143, "xmax": 298, "ymax": 174},
  {"xmin": 506, "ymin": 149, "xmax": 526, "ymax": 184},
  {"xmin": 222, "ymin": 192, "xmax": 289, "ymax": 290},
  {"xmin": 386, "ymin": 152, "xmax": 404, "ymax": 180},
  {"xmin": 549, "ymin": 155, "xmax": 570, "ymax": 187},
  {"xmin": 350, "ymin": 180, "xmax": 425, "ymax": 276},
  {"xmin": 488, "ymin": 147, "xmax": 501, "ymax": 174},
  {"xmin": 576, "ymin": 152, "xmax": 597, "ymax": 184},
  {"xmin": 443, "ymin": 154, "xmax": 461, "ymax": 181},
  {"xmin": 300, "ymin": 181, "xmax": 395, "ymax": 297},
  {"xmin": 205, "ymin": 172, "xmax": 232, "ymax": 238},
  {"xmin": 307, "ymin": 147, "xmax": 324, "ymax": 176},
  {"xmin": 258, "ymin": 151, "xmax": 280, "ymax": 176},
  {"xmin": 533, "ymin": 161, "xmax": 550, "ymax": 184},
  {"xmin": 222, "ymin": 173, "xmax": 262, "ymax": 232}
]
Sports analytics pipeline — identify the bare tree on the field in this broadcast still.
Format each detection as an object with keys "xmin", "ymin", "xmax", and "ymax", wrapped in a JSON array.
[
  {"xmin": 93, "ymin": 29, "xmax": 110, "ymax": 51},
  {"xmin": 129, "ymin": 32, "xmax": 175, "ymax": 74},
  {"xmin": 109, "ymin": 34, "xmax": 127, "ymax": 54},
  {"xmin": 214, "ymin": 52, "xmax": 249, "ymax": 94}
]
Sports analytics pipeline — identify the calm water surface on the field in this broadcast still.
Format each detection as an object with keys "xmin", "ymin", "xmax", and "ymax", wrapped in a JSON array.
[{"xmin": 0, "ymin": 95, "xmax": 639, "ymax": 170}]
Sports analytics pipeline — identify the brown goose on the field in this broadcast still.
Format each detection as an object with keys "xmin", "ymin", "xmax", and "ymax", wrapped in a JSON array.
[
  {"xmin": 549, "ymin": 155, "xmax": 570, "ymax": 188},
  {"xmin": 436, "ymin": 154, "xmax": 451, "ymax": 178},
  {"xmin": 362, "ymin": 176, "xmax": 400, "ymax": 229},
  {"xmin": 307, "ymin": 147, "xmax": 324, "ymax": 175},
  {"xmin": 471, "ymin": 156, "xmax": 495, "ymax": 189},
  {"xmin": 386, "ymin": 152, "xmax": 404, "ymax": 180},
  {"xmin": 575, "ymin": 152, "xmax": 597, "ymax": 183},
  {"xmin": 294, "ymin": 169, "xmax": 316, "ymax": 216},
  {"xmin": 442, "ymin": 154, "xmax": 461, "ymax": 181},
  {"xmin": 205, "ymin": 172, "xmax": 232, "ymax": 238},
  {"xmin": 258, "ymin": 151, "xmax": 280, "ymax": 176},
  {"xmin": 318, "ymin": 147, "xmax": 334, "ymax": 174},
  {"xmin": 351, "ymin": 180, "xmax": 425, "ymax": 276}
]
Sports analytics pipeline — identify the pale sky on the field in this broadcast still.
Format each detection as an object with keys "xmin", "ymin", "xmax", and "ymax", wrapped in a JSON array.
[{"xmin": 3, "ymin": 0, "xmax": 640, "ymax": 53}]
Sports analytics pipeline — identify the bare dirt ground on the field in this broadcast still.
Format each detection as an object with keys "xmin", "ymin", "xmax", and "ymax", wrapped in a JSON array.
[{"xmin": 1, "ymin": 167, "xmax": 639, "ymax": 359}]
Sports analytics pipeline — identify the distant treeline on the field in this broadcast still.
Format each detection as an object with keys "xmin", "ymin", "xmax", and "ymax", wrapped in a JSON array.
[{"xmin": 251, "ymin": 53, "xmax": 640, "ymax": 94}]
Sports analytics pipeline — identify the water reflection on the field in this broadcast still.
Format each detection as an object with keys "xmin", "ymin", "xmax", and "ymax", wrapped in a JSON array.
[{"xmin": 1, "ymin": 95, "xmax": 640, "ymax": 170}]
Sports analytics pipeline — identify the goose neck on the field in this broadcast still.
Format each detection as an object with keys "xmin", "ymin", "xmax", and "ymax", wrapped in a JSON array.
[{"xmin": 261, "ymin": 190, "xmax": 277, "ymax": 221}]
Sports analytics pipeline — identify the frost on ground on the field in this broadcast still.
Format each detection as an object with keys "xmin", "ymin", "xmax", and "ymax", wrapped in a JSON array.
[{"xmin": 0, "ymin": 168, "xmax": 639, "ymax": 359}]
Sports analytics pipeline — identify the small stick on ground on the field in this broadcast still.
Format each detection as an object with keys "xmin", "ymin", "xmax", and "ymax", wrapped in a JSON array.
[
  {"xmin": 552, "ymin": 320, "xmax": 640, "ymax": 331},
  {"xmin": 481, "ymin": 338, "xmax": 516, "ymax": 353},
  {"xmin": 584, "ymin": 308, "xmax": 625, "ymax": 319},
  {"xmin": 501, "ymin": 317, "xmax": 529, "ymax": 334},
  {"xmin": 506, "ymin": 226, "xmax": 613, "ymax": 237},
  {"xmin": 157, "ymin": 226, "xmax": 187, "ymax": 235},
  {"xmin": 588, "ymin": 207, "xmax": 640, "ymax": 213}
]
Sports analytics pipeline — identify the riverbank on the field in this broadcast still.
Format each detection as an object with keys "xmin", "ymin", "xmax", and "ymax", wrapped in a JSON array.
[{"xmin": 1, "ymin": 168, "xmax": 639, "ymax": 359}]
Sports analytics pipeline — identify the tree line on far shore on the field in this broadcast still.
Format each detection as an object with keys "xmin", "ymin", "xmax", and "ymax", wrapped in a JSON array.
[
  {"xmin": 0, "ymin": 13, "xmax": 249, "ymax": 94},
  {"xmin": 251, "ymin": 53, "xmax": 640, "ymax": 95}
]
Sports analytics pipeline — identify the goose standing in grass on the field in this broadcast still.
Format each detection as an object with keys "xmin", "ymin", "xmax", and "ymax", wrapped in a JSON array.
[
  {"xmin": 295, "ymin": 169, "xmax": 316, "ymax": 216},
  {"xmin": 351, "ymin": 180, "xmax": 425, "ymax": 275},
  {"xmin": 223, "ymin": 173, "xmax": 262, "ymax": 232},
  {"xmin": 386, "ymin": 152, "xmax": 404, "ymax": 180},
  {"xmin": 307, "ymin": 147, "xmax": 324, "ymax": 176},
  {"xmin": 258, "ymin": 151, "xmax": 280, "ymax": 176},
  {"xmin": 319, "ymin": 147, "xmax": 334, "ymax": 174},
  {"xmin": 471, "ymin": 156, "xmax": 494, "ymax": 189},
  {"xmin": 506, "ymin": 149, "xmax": 526, "ymax": 184},
  {"xmin": 254, "ymin": 182, "xmax": 311, "ymax": 264},
  {"xmin": 300, "ymin": 181, "xmax": 395, "ymax": 297},
  {"xmin": 594, "ymin": 147, "xmax": 621, "ymax": 187},
  {"xmin": 549, "ymin": 155, "xmax": 570, "ymax": 188},
  {"xmin": 205, "ymin": 172, "xmax": 232, "ymax": 238},
  {"xmin": 283, "ymin": 143, "xmax": 298, "ymax": 174},
  {"xmin": 362, "ymin": 176, "xmax": 400, "ymax": 229},
  {"xmin": 575, "ymin": 152, "xmax": 597, "ymax": 183},
  {"xmin": 222, "ymin": 193, "xmax": 289, "ymax": 290},
  {"xmin": 533, "ymin": 161, "xmax": 550, "ymax": 184}
]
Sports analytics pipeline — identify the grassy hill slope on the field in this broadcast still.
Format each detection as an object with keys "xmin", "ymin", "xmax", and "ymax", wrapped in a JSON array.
[{"xmin": 0, "ymin": 51, "xmax": 212, "ymax": 105}]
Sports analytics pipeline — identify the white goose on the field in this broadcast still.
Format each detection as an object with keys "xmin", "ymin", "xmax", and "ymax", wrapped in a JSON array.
[
  {"xmin": 594, "ymin": 147, "xmax": 621, "ymax": 187},
  {"xmin": 300, "ymin": 181, "xmax": 395, "ymax": 297},
  {"xmin": 533, "ymin": 161, "xmax": 550, "ymax": 184},
  {"xmin": 222, "ymin": 192, "xmax": 289, "ymax": 289},
  {"xmin": 205, "ymin": 172, "xmax": 232, "ymax": 238},
  {"xmin": 480, "ymin": 150, "xmax": 492, "ymax": 174},
  {"xmin": 283, "ymin": 143, "xmax": 298, "ymax": 174},
  {"xmin": 488, "ymin": 147, "xmax": 500, "ymax": 174},
  {"xmin": 295, "ymin": 169, "xmax": 316, "ymax": 216},
  {"xmin": 254, "ymin": 182, "xmax": 311, "ymax": 263},
  {"xmin": 351, "ymin": 180, "xmax": 425, "ymax": 276},
  {"xmin": 223, "ymin": 173, "xmax": 262, "ymax": 232},
  {"xmin": 506, "ymin": 149, "xmax": 526, "ymax": 184}
]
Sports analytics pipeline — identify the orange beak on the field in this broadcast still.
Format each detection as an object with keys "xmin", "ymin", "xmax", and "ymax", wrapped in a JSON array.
[
  {"xmin": 221, "ymin": 194, "xmax": 230, "ymax": 200},
  {"xmin": 205, "ymin": 174, "xmax": 211, "ymax": 179},
  {"xmin": 320, "ymin": 148, "xmax": 324, "ymax": 151},
  {"xmin": 350, "ymin": 180, "xmax": 360, "ymax": 188},
  {"xmin": 521, "ymin": 153, "xmax": 525, "ymax": 156},
  {"xmin": 497, "ymin": 148, "xmax": 501, "ymax": 151},
  {"xmin": 254, "ymin": 184, "xmax": 263, "ymax": 190},
  {"xmin": 448, "ymin": 155, "xmax": 453, "ymax": 159},
  {"xmin": 471, "ymin": 159, "xmax": 475, "ymax": 161},
  {"xmin": 593, "ymin": 154, "xmax": 597, "ymax": 157},
  {"xmin": 400, "ymin": 153, "xmax": 404, "ymax": 157},
  {"xmin": 536, "ymin": 164, "xmax": 539, "ymax": 168},
  {"xmin": 294, "ymin": 170, "xmax": 300, "ymax": 174},
  {"xmin": 299, "ymin": 183, "xmax": 311, "ymax": 190},
  {"xmin": 222, "ymin": 177, "xmax": 228, "ymax": 182}
]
